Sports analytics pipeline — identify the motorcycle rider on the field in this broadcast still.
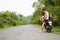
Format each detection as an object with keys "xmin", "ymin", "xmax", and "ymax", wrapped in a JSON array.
[{"xmin": 40, "ymin": 8, "xmax": 49, "ymax": 32}]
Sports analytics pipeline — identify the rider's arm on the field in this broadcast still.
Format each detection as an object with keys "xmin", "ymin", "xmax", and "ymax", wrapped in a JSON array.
[{"xmin": 40, "ymin": 16, "xmax": 44, "ymax": 22}]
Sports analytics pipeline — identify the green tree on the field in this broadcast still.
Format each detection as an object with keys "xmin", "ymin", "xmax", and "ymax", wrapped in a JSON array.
[
  {"xmin": 0, "ymin": 11, "xmax": 27, "ymax": 28},
  {"xmin": 32, "ymin": 0, "xmax": 60, "ymax": 26}
]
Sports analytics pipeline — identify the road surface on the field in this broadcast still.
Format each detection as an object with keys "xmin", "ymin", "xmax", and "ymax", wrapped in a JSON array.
[{"xmin": 0, "ymin": 24, "xmax": 60, "ymax": 40}]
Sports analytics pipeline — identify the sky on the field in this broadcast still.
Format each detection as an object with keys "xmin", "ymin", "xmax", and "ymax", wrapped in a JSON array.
[{"xmin": 0, "ymin": 0, "xmax": 37, "ymax": 17}]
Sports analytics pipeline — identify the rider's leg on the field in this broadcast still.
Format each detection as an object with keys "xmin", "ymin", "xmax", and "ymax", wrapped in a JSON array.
[{"xmin": 41, "ymin": 22, "xmax": 45, "ymax": 32}]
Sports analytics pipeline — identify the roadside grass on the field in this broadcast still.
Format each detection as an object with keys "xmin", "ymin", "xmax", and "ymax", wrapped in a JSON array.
[
  {"xmin": 52, "ymin": 27, "xmax": 60, "ymax": 35},
  {"xmin": 0, "ymin": 24, "xmax": 26, "ymax": 30},
  {"xmin": 33, "ymin": 24, "xmax": 60, "ymax": 35},
  {"xmin": 33, "ymin": 24, "xmax": 42, "ymax": 28},
  {"xmin": 0, "ymin": 25, "xmax": 19, "ymax": 30}
]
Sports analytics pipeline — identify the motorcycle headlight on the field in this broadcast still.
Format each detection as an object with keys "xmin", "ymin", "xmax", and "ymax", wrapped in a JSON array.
[{"xmin": 48, "ymin": 21, "xmax": 52, "ymax": 26}]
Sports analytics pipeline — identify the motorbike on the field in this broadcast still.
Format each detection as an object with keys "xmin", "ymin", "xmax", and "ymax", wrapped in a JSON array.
[{"xmin": 44, "ymin": 20, "xmax": 52, "ymax": 33}]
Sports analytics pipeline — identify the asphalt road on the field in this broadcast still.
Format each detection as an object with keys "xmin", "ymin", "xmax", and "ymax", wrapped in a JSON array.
[{"xmin": 0, "ymin": 24, "xmax": 60, "ymax": 40}]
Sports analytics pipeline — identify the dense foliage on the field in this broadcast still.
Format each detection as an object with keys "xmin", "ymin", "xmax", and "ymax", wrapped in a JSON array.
[
  {"xmin": 31, "ymin": 0, "xmax": 60, "ymax": 26},
  {"xmin": 0, "ymin": 11, "xmax": 27, "ymax": 28}
]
